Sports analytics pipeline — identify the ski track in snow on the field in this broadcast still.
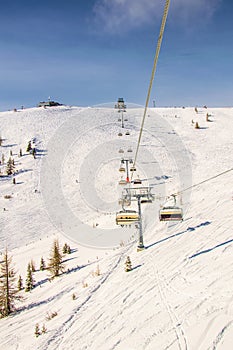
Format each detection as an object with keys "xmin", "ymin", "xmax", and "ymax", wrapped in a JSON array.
[{"xmin": 40, "ymin": 247, "xmax": 131, "ymax": 350}]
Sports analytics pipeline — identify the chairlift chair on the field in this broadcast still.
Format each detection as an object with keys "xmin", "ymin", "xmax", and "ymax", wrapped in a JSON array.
[
  {"xmin": 116, "ymin": 210, "xmax": 139, "ymax": 225},
  {"xmin": 141, "ymin": 198, "xmax": 153, "ymax": 204},
  {"xmin": 130, "ymin": 166, "xmax": 136, "ymax": 172},
  {"xmin": 118, "ymin": 132, "xmax": 123, "ymax": 136},
  {"xmin": 118, "ymin": 198, "xmax": 131, "ymax": 206},
  {"xmin": 118, "ymin": 148, "xmax": 124, "ymax": 153},
  {"xmin": 125, "ymin": 131, "xmax": 130, "ymax": 136},
  {"xmin": 119, "ymin": 166, "xmax": 125, "ymax": 173},
  {"xmin": 119, "ymin": 178, "xmax": 127, "ymax": 186},
  {"xmin": 159, "ymin": 206, "xmax": 183, "ymax": 221},
  {"xmin": 132, "ymin": 177, "xmax": 142, "ymax": 185}
]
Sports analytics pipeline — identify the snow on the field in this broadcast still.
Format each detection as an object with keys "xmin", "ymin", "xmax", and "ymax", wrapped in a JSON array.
[{"xmin": 0, "ymin": 105, "xmax": 233, "ymax": 349}]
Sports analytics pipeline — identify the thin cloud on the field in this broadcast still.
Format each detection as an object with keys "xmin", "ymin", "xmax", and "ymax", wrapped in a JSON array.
[{"xmin": 93, "ymin": 0, "xmax": 222, "ymax": 33}]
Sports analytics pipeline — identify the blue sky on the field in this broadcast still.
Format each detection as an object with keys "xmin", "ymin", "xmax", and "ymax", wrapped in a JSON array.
[{"xmin": 0, "ymin": 0, "xmax": 232, "ymax": 110}]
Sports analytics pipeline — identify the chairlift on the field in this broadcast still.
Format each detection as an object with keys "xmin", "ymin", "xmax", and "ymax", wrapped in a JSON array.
[
  {"xmin": 118, "ymin": 132, "xmax": 123, "ymax": 136},
  {"xmin": 141, "ymin": 198, "xmax": 153, "ymax": 204},
  {"xmin": 118, "ymin": 118, "xmax": 121, "ymax": 122},
  {"xmin": 118, "ymin": 148, "xmax": 124, "ymax": 153},
  {"xmin": 118, "ymin": 198, "xmax": 131, "ymax": 206},
  {"xmin": 130, "ymin": 166, "xmax": 136, "ymax": 172},
  {"xmin": 116, "ymin": 210, "xmax": 139, "ymax": 225},
  {"xmin": 124, "ymin": 118, "xmax": 128, "ymax": 122},
  {"xmin": 119, "ymin": 166, "xmax": 125, "ymax": 173},
  {"xmin": 125, "ymin": 131, "xmax": 130, "ymax": 136},
  {"xmin": 159, "ymin": 207, "xmax": 183, "ymax": 221},
  {"xmin": 119, "ymin": 178, "xmax": 127, "ymax": 186},
  {"xmin": 132, "ymin": 177, "xmax": 142, "ymax": 185},
  {"xmin": 127, "ymin": 147, "xmax": 133, "ymax": 153}
]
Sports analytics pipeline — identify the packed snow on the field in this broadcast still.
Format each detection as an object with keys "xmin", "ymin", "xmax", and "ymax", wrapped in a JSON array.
[{"xmin": 0, "ymin": 104, "xmax": 233, "ymax": 349}]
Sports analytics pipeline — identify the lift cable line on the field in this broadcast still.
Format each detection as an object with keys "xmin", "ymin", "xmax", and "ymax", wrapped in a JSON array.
[
  {"xmin": 158, "ymin": 166, "xmax": 233, "ymax": 202},
  {"xmin": 174, "ymin": 166, "xmax": 233, "ymax": 197},
  {"xmin": 131, "ymin": 0, "xmax": 171, "ymax": 181}
]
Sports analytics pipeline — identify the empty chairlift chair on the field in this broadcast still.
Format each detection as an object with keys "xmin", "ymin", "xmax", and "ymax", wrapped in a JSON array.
[
  {"xmin": 159, "ymin": 206, "xmax": 183, "ymax": 221},
  {"xmin": 119, "ymin": 177, "xmax": 127, "ymax": 186}
]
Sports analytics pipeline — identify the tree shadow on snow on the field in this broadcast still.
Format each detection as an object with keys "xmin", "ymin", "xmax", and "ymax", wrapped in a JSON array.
[{"xmin": 131, "ymin": 264, "xmax": 142, "ymax": 271}]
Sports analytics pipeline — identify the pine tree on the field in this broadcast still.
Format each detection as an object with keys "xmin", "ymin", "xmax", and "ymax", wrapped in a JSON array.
[
  {"xmin": 19, "ymin": 148, "xmax": 22, "ymax": 157},
  {"xmin": 62, "ymin": 243, "xmax": 68, "ymax": 254},
  {"xmin": 1, "ymin": 154, "xmax": 5, "ymax": 164},
  {"xmin": 6, "ymin": 157, "xmax": 14, "ymax": 175},
  {"xmin": 0, "ymin": 136, "xmax": 3, "ymax": 146},
  {"xmin": 17, "ymin": 275, "xmax": 23, "ymax": 291},
  {"xmin": 25, "ymin": 263, "xmax": 35, "ymax": 292},
  {"xmin": 95, "ymin": 264, "xmax": 100, "ymax": 276},
  {"xmin": 66, "ymin": 245, "xmax": 71, "ymax": 254},
  {"xmin": 30, "ymin": 259, "xmax": 36, "ymax": 272},
  {"xmin": 124, "ymin": 256, "xmax": 132, "ymax": 272},
  {"xmin": 41, "ymin": 324, "xmax": 47, "ymax": 334},
  {"xmin": 34, "ymin": 323, "xmax": 40, "ymax": 337},
  {"xmin": 0, "ymin": 248, "xmax": 20, "ymax": 317},
  {"xmin": 47, "ymin": 239, "xmax": 65, "ymax": 278},
  {"xmin": 40, "ymin": 257, "xmax": 46, "ymax": 271},
  {"xmin": 26, "ymin": 141, "xmax": 32, "ymax": 153}
]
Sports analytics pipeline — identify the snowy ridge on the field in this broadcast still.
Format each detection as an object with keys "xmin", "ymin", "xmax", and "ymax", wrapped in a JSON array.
[{"xmin": 0, "ymin": 105, "xmax": 233, "ymax": 349}]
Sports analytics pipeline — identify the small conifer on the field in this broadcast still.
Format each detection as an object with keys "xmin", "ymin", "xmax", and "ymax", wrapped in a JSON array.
[
  {"xmin": 34, "ymin": 323, "xmax": 40, "ymax": 337},
  {"xmin": 40, "ymin": 257, "xmax": 46, "ymax": 271},
  {"xmin": 41, "ymin": 324, "xmax": 47, "ymax": 334},
  {"xmin": 26, "ymin": 141, "xmax": 32, "ymax": 153},
  {"xmin": 25, "ymin": 263, "xmax": 35, "ymax": 292},
  {"xmin": 125, "ymin": 256, "xmax": 132, "ymax": 272},
  {"xmin": 17, "ymin": 275, "xmax": 23, "ymax": 291}
]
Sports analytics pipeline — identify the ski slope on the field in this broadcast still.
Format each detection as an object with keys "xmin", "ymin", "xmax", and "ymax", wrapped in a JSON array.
[{"xmin": 0, "ymin": 105, "xmax": 233, "ymax": 349}]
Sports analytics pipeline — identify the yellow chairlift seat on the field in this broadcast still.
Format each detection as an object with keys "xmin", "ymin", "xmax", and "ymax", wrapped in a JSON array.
[
  {"xmin": 119, "ymin": 166, "xmax": 125, "ymax": 172},
  {"xmin": 116, "ymin": 210, "xmax": 139, "ymax": 225}
]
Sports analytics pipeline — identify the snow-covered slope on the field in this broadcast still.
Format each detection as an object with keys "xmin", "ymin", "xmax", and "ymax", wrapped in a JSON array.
[{"xmin": 0, "ymin": 105, "xmax": 233, "ymax": 349}]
